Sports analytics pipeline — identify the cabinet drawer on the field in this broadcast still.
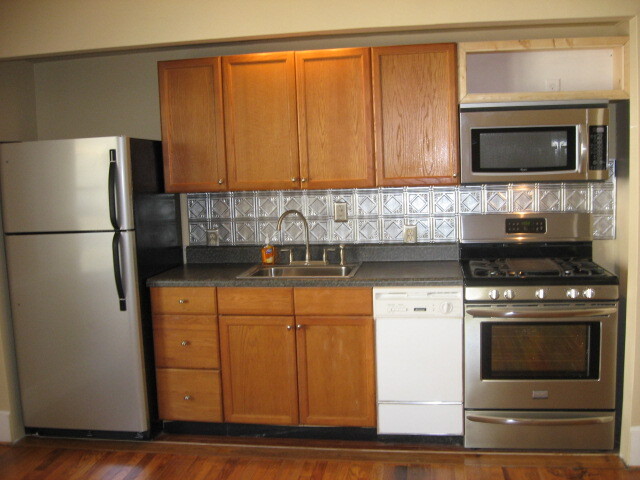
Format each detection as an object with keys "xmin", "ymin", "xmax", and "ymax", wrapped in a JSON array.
[
  {"xmin": 151, "ymin": 287, "xmax": 217, "ymax": 315},
  {"xmin": 294, "ymin": 288, "xmax": 372, "ymax": 315},
  {"xmin": 153, "ymin": 316, "xmax": 219, "ymax": 369},
  {"xmin": 217, "ymin": 287, "xmax": 294, "ymax": 315},
  {"xmin": 156, "ymin": 368, "xmax": 223, "ymax": 422}
]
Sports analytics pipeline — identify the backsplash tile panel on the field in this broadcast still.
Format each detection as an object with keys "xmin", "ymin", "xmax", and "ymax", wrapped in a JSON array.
[{"xmin": 188, "ymin": 163, "xmax": 616, "ymax": 245}]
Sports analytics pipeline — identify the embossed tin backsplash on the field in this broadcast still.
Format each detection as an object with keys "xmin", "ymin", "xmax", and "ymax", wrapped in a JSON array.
[{"xmin": 187, "ymin": 167, "xmax": 616, "ymax": 246}]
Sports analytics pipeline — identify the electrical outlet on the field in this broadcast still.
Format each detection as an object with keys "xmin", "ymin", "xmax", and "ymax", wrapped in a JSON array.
[
  {"xmin": 333, "ymin": 202, "xmax": 348, "ymax": 222},
  {"xmin": 545, "ymin": 78, "xmax": 561, "ymax": 92},
  {"xmin": 403, "ymin": 225, "xmax": 417, "ymax": 243}
]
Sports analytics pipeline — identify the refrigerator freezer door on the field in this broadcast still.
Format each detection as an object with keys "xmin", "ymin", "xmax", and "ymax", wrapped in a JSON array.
[
  {"xmin": 5, "ymin": 231, "xmax": 149, "ymax": 433},
  {"xmin": 0, "ymin": 137, "xmax": 135, "ymax": 233}
]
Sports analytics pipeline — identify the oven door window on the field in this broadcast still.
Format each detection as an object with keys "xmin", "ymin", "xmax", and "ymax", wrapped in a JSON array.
[
  {"xmin": 471, "ymin": 126, "xmax": 576, "ymax": 172},
  {"xmin": 480, "ymin": 321, "xmax": 600, "ymax": 380}
]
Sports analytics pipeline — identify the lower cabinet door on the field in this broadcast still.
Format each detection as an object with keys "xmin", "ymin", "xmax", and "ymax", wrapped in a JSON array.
[
  {"xmin": 296, "ymin": 316, "xmax": 376, "ymax": 427},
  {"xmin": 156, "ymin": 368, "xmax": 223, "ymax": 422},
  {"xmin": 218, "ymin": 315, "xmax": 299, "ymax": 425}
]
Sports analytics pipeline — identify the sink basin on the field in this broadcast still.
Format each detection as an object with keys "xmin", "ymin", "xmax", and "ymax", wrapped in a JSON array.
[{"xmin": 237, "ymin": 263, "xmax": 360, "ymax": 279}]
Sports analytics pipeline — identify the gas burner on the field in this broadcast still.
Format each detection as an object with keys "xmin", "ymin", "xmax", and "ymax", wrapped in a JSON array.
[{"xmin": 555, "ymin": 258, "xmax": 606, "ymax": 277}]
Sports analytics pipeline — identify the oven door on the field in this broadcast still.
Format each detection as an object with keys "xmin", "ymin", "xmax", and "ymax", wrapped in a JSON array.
[{"xmin": 464, "ymin": 303, "xmax": 617, "ymax": 410}]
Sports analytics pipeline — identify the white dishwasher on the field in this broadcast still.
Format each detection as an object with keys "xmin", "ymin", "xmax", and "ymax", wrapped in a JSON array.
[{"xmin": 374, "ymin": 286, "xmax": 463, "ymax": 435}]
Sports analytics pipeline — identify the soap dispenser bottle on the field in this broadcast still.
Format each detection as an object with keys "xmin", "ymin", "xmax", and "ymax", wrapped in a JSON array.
[{"xmin": 261, "ymin": 236, "xmax": 275, "ymax": 265}]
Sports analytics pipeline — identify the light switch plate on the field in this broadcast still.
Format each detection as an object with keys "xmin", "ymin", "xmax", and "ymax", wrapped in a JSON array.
[
  {"xmin": 334, "ymin": 202, "xmax": 348, "ymax": 222},
  {"xmin": 403, "ymin": 225, "xmax": 417, "ymax": 243}
]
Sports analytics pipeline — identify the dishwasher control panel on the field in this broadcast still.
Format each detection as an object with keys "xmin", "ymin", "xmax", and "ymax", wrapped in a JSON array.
[{"xmin": 373, "ymin": 287, "xmax": 463, "ymax": 318}]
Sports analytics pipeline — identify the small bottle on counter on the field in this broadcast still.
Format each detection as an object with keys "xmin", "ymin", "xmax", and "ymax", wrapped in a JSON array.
[{"xmin": 261, "ymin": 236, "xmax": 276, "ymax": 265}]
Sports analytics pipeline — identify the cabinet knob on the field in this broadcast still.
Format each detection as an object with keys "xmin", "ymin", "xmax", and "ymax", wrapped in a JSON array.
[
  {"xmin": 296, "ymin": 324, "xmax": 303, "ymax": 330},
  {"xmin": 291, "ymin": 177, "xmax": 298, "ymax": 182},
  {"xmin": 286, "ymin": 325, "xmax": 293, "ymax": 330},
  {"xmin": 184, "ymin": 395, "xmax": 192, "ymax": 401},
  {"xmin": 300, "ymin": 178, "xmax": 307, "ymax": 182},
  {"xmin": 218, "ymin": 179, "xmax": 224, "ymax": 184},
  {"xmin": 180, "ymin": 340, "xmax": 190, "ymax": 347},
  {"xmin": 178, "ymin": 299, "xmax": 188, "ymax": 304},
  {"xmin": 453, "ymin": 173, "xmax": 458, "ymax": 178}
]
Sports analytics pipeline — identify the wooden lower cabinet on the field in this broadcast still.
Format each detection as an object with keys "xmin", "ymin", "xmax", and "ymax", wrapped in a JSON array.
[
  {"xmin": 218, "ymin": 315, "xmax": 299, "ymax": 425},
  {"xmin": 150, "ymin": 287, "xmax": 222, "ymax": 423},
  {"xmin": 217, "ymin": 287, "xmax": 375, "ymax": 428},
  {"xmin": 156, "ymin": 368, "xmax": 223, "ymax": 422},
  {"xmin": 296, "ymin": 316, "xmax": 375, "ymax": 427}
]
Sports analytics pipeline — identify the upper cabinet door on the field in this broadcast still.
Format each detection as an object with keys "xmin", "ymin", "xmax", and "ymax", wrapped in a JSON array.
[
  {"xmin": 372, "ymin": 44, "xmax": 459, "ymax": 186},
  {"xmin": 158, "ymin": 58, "xmax": 227, "ymax": 192},
  {"xmin": 222, "ymin": 52, "xmax": 300, "ymax": 191},
  {"xmin": 295, "ymin": 48, "xmax": 375, "ymax": 190}
]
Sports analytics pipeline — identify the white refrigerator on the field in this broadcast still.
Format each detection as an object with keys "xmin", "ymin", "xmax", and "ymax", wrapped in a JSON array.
[{"xmin": 0, "ymin": 136, "xmax": 182, "ymax": 439}]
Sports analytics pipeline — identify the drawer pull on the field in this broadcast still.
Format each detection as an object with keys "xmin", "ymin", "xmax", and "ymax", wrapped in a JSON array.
[
  {"xmin": 180, "ymin": 340, "xmax": 190, "ymax": 347},
  {"xmin": 184, "ymin": 395, "xmax": 192, "ymax": 401},
  {"xmin": 178, "ymin": 299, "xmax": 188, "ymax": 304}
]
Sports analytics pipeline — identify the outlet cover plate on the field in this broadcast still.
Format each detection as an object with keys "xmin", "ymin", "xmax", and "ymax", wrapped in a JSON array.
[
  {"xmin": 334, "ymin": 202, "xmax": 348, "ymax": 222},
  {"xmin": 403, "ymin": 225, "xmax": 417, "ymax": 243}
]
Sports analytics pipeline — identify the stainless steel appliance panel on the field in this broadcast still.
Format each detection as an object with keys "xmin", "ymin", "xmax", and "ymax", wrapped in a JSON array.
[
  {"xmin": 0, "ymin": 137, "xmax": 135, "ymax": 233},
  {"xmin": 460, "ymin": 212, "xmax": 592, "ymax": 244},
  {"xmin": 459, "ymin": 105, "xmax": 608, "ymax": 184},
  {"xmin": 5, "ymin": 231, "xmax": 149, "ymax": 432},
  {"xmin": 464, "ymin": 304, "xmax": 617, "ymax": 410},
  {"xmin": 464, "ymin": 410, "xmax": 615, "ymax": 450}
]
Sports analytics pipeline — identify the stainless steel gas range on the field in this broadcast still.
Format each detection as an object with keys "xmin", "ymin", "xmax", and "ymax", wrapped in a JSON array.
[{"xmin": 460, "ymin": 213, "xmax": 619, "ymax": 450}]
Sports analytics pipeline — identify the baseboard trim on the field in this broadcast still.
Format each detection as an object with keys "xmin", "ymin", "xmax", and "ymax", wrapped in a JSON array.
[
  {"xmin": 629, "ymin": 426, "xmax": 640, "ymax": 467},
  {"xmin": 0, "ymin": 410, "xmax": 12, "ymax": 443}
]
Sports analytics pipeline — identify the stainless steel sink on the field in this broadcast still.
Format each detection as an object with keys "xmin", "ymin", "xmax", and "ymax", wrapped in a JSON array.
[{"xmin": 237, "ymin": 263, "xmax": 360, "ymax": 279}]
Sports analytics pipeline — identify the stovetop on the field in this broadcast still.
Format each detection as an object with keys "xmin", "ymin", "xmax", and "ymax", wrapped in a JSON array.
[
  {"xmin": 466, "ymin": 257, "xmax": 610, "ymax": 280},
  {"xmin": 458, "ymin": 213, "xmax": 619, "ymax": 301}
]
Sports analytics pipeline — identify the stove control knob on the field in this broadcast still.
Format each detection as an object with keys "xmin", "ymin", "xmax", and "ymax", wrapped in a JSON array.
[
  {"xmin": 503, "ymin": 289, "xmax": 515, "ymax": 300},
  {"xmin": 566, "ymin": 288, "xmax": 580, "ymax": 299},
  {"xmin": 583, "ymin": 288, "xmax": 596, "ymax": 299},
  {"xmin": 535, "ymin": 289, "xmax": 546, "ymax": 299},
  {"xmin": 488, "ymin": 289, "xmax": 500, "ymax": 300}
]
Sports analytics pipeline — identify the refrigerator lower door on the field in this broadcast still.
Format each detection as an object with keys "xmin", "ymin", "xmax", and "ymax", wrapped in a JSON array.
[{"xmin": 5, "ymin": 231, "xmax": 149, "ymax": 433}]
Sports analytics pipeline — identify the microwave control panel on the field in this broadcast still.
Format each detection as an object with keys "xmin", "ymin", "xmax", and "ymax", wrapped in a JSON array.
[{"xmin": 589, "ymin": 125, "xmax": 607, "ymax": 171}]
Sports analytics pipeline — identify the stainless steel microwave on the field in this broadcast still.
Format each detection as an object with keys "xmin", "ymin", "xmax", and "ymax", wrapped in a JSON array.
[{"xmin": 459, "ymin": 102, "xmax": 609, "ymax": 184}]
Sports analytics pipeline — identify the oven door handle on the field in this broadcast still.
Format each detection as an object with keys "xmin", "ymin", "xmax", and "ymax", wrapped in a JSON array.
[
  {"xmin": 466, "ymin": 308, "xmax": 617, "ymax": 318},
  {"xmin": 467, "ymin": 414, "xmax": 614, "ymax": 427}
]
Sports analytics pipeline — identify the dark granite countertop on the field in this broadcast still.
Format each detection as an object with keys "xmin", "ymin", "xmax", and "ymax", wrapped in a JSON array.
[{"xmin": 147, "ymin": 261, "xmax": 462, "ymax": 288}]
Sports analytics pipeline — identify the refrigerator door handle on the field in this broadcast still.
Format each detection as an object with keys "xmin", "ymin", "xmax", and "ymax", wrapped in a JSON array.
[
  {"xmin": 108, "ymin": 149, "xmax": 119, "ymax": 230},
  {"xmin": 112, "ymin": 231, "xmax": 127, "ymax": 311}
]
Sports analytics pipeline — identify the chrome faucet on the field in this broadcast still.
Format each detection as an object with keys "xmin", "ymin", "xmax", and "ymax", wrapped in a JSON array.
[{"xmin": 276, "ymin": 209, "xmax": 311, "ymax": 264}]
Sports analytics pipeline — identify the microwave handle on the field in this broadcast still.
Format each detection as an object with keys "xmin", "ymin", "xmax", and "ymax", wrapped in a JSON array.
[
  {"xmin": 466, "ymin": 307, "xmax": 617, "ymax": 319},
  {"xmin": 467, "ymin": 414, "xmax": 614, "ymax": 427}
]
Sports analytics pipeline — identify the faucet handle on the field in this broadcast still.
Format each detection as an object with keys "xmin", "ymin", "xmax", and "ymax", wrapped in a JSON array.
[
  {"xmin": 322, "ymin": 247, "xmax": 336, "ymax": 264},
  {"xmin": 280, "ymin": 248, "xmax": 294, "ymax": 265},
  {"xmin": 337, "ymin": 244, "xmax": 347, "ymax": 266}
]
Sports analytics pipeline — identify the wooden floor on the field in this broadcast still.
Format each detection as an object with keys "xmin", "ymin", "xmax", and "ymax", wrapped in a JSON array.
[{"xmin": 0, "ymin": 435, "xmax": 639, "ymax": 479}]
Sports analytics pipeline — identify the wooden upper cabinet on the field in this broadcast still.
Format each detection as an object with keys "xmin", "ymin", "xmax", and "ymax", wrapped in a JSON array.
[
  {"xmin": 222, "ymin": 52, "xmax": 300, "ymax": 191},
  {"xmin": 295, "ymin": 48, "xmax": 375, "ymax": 190},
  {"xmin": 158, "ymin": 58, "xmax": 227, "ymax": 192},
  {"xmin": 372, "ymin": 44, "xmax": 459, "ymax": 186}
]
